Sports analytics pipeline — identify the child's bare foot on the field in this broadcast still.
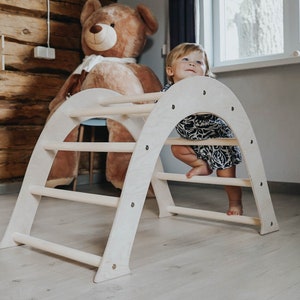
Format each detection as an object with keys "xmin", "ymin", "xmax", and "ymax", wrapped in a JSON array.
[
  {"xmin": 227, "ymin": 200, "xmax": 243, "ymax": 215},
  {"xmin": 186, "ymin": 164, "xmax": 212, "ymax": 178}
]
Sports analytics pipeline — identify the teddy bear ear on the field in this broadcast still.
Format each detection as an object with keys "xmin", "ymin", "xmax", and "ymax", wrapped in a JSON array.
[
  {"xmin": 80, "ymin": 0, "xmax": 102, "ymax": 26},
  {"xmin": 136, "ymin": 4, "xmax": 159, "ymax": 36}
]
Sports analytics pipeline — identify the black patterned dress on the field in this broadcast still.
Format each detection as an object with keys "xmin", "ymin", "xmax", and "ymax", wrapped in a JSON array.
[{"xmin": 162, "ymin": 83, "xmax": 242, "ymax": 170}]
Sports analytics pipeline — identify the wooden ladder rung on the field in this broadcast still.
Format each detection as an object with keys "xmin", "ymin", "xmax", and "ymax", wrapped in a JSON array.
[
  {"xmin": 43, "ymin": 141, "xmax": 136, "ymax": 153},
  {"xmin": 98, "ymin": 91, "xmax": 162, "ymax": 105},
  {"xmin": 69, "ymin": 103, "xmax": 155, "ymax": 118},
  {"xmin": 43, "ymin": 139, "xmax": 238, "ymax": 152},
  {"xmin": 13, "ymin": 232, "xmax": 101, "ymax": 267},
  {"xmin": 167, "ymin": 206, "xmax": 260, "ymax": 226},
  {"xmin": 155, "ymin": 172, "xmax": 252, "ymax": 187},
  {"xmin": 165, "ymin": 137, "xmax": 239, "ymax": 146},
  {"xmin": 29, "ymin": 185, "xmax": 119, "ymax": 208}
]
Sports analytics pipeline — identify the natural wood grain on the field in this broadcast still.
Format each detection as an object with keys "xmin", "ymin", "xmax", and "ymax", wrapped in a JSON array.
[
  {"xmin": 0, "ymin": 0, "xmax": 85, "ymax": 19},
  {"xmin": 0, "ymin": 12, "xmax": 81, "ymax": 49},
  {"xmin": 0, "ymin": 126, "xmax": 42, "ymax": 179},
  {"xmin": 0, "ymin": 71, "xmax": 66, "ymax": 100},
  {"xmin": 0, "ymin": 0, "xmax": 83, "ymax": 182},
  {"xmin": 3, "ymin": 41, "xmax": 81, "ymax": 74},
  {"xmin": 0, "ymin": 100, "xmax": 49, "ymax": 125},
  {"xmin": 0, "ymin": 126, "xmax": 42, "ymax": 149}
]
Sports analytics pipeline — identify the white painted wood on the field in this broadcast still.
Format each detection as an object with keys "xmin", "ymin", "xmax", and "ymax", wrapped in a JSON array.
[
  {"xmin": 0, "ymin": 77, "xmax": 279, "ymax": 283},
  {"xmin": 167, "ymin": 206, "xmax": 261, "ymax": 226},
  {"xmin": 149, "ymin": 77, "xmax": 278, "ymax": 235},
  {"xmin": 94, "ymin": 77, "xmax": 278, "ymax": 282},
  {"xmin": 151, "ymin": 159, "xmax": 175, "ymax": 218},
  {"xmin": 156, "ymin": 172, "xmax": 252, "ymax": 187},
  {"xmin": 29, "ymin": 185, "xmax": 119, "ymax": 208},
  {"xmin": 95, "ymin": 91, "xmax": 162, "ymax": 105},
  {"xmin": 43, "ymin": 141, "xmax": 136, "ymax": 152},
  {"xmin": 0, "ymin": 88, "xmax": 126, "ymax": 249},
  {"xmin": 43, "ymin": 139, "xmax": 238, "ymax": 153},
  {"xmin": 69, "ymin": 103, "xmax": 155, "ymax": 118},
  {"xmin": 12, "ymin": 232, "xmax": 101, "ymax": 267},
  {"xmin": 165, "ymin": 137, "xmax": 239, "ymax": 146}
]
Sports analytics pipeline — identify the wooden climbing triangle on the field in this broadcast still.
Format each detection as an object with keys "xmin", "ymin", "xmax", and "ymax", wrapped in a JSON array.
[{"xmin": 0, "ymin": 76, "xmax": 279, "ymax": 282}]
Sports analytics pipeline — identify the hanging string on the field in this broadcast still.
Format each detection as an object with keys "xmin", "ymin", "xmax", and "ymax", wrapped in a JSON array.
[{"xmin": 47, "ymin": 0, "xmax": 51, "ymax": 48}]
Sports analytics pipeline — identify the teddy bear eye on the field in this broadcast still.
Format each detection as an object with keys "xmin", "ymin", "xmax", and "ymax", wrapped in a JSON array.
[{"xmin": 110, "ymin": 23, "xmax": 115, "ymax": 28}]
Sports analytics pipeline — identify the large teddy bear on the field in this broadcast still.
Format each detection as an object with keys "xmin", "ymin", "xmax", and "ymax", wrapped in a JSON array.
[{"xmin": 47, "ymin": 0, "xmax": 162, "ymax": 189}]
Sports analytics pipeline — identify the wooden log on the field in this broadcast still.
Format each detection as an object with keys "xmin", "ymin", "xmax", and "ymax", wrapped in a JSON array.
[
  {"xmin": 0, "ymin": 126, "xmax": 42, "ymax": 149},
  {"xmin": 0, "ymin": 126, "xmax": 43, "ymax": 179},
  {"xmin": 2, "ymin": 41, "xmax": 81, "ymax": 74},
  {"xmin": 0, "ymin": 0, "xmax": 85, "ymax": 20},
  {"xmin": 0, "ymin": 0, "xmax": 85, "ymax": 182},
  {"xmin": 0, "ymin": 149, "xmax": 33, "ymax": 179},
  {"xmin": 0, "ymin": 12, "xmax": 81, "ymax": 49},
  {"xmin": 0, "ymin": 101, "xmax": 49, "ymax": 125},
  {"xmin": 0, "ymin": 71, "xmax": 67, "ymax": 101}
]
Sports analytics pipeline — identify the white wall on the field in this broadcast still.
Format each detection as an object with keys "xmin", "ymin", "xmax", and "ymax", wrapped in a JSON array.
[
  {"xmin": 120, "ymin": 0, "xmax": 300, "ymax": 184},
  {"xmin": 217, "ymin": 64, "xmax": 300, "ymax": 183}
]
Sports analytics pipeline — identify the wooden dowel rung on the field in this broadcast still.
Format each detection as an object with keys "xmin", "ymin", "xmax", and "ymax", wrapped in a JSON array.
[
  {"xmin": 167, "ymin": 206, "xmax": 260, "ymax": 226},
  {"xmin": 13, "ymin": 232, "xmax": 101, "ymax": 267},
  {"xmin": 98, "ymin": 92, "xmax": 162, "ymax": 105},
  {"xmin": 165, "ymin": 137, "xmax": 239, "ymax": 146},
  {"xmin": 44, "ymin": 139, "xmax": 238, "ymax": 153},
  {"xmin": 29, "ymin": 185, "xmax": 119, "ymax": 208},
  {"xmin": 43, "ymin": 142, "xmax": 136, "ymax": 153},
  {"xmin": 155, "ymin": 172, "xmax": 252, "ymax": 187},
  {"xmin": 69, "ymin": 103, "xmax": 155, "ymax": 118},
  {"xmin": 44, "ymin": 139, "xmax": 237, "ymax": 152}
]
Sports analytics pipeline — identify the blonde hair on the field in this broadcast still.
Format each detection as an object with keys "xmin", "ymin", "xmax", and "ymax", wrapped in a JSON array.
[{"xmin": 166, "ymin": 43, "xmax": 214, "ymax": 83}]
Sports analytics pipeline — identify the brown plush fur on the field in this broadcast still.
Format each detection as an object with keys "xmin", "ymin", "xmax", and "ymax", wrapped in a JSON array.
[{"xmin": 47, "ymin": 0, "xmax": 162, "ymax": 189}]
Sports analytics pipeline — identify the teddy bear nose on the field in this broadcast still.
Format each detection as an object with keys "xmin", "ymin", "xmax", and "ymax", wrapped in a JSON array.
[{"xmin": 90, "ymin": 24, "xmax": 102, "ymax": 34}]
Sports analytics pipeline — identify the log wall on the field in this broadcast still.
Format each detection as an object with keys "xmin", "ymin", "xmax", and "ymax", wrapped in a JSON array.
[{"xmin": 0, "ymin": 0, "xmax": 85, "ymax": 182}]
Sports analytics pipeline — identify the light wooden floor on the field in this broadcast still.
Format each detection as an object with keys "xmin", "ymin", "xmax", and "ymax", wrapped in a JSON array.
[{"xmin": 0, "ymin": 182, "xmax": 299, "ymax": 300}]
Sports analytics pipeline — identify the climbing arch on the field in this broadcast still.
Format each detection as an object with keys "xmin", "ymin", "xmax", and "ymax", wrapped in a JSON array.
[{"xmin": 0, "ymin": 76, "xmax": 279, "ymax": 282}]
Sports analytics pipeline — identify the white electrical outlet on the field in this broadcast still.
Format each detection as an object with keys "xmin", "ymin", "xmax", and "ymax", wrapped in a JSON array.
[{"xmin": 34, "ymin": 46, "xmax": 55, "ymax": 60}]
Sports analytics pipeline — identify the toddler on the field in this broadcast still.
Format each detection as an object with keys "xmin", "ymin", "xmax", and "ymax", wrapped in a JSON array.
[{"xmin": 163, "ymin": 43, "xmax": 243, "ymax": 215}]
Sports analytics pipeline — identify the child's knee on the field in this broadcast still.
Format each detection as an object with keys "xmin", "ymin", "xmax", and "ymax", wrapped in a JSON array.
[{"xmin": 171, "ymin": 145, "xmax": 179, "ymax": 156}]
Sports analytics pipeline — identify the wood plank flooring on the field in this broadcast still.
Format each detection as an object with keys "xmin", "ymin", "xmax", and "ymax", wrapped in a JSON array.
[{"xmin": 0, "ymin": 182, "xmax": 299, "ymax": 300}]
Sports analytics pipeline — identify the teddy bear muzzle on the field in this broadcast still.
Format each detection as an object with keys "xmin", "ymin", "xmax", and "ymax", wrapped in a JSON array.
[{"xmin": 85, "ymin": 23, "xmax": 117, "ymax": 51}]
